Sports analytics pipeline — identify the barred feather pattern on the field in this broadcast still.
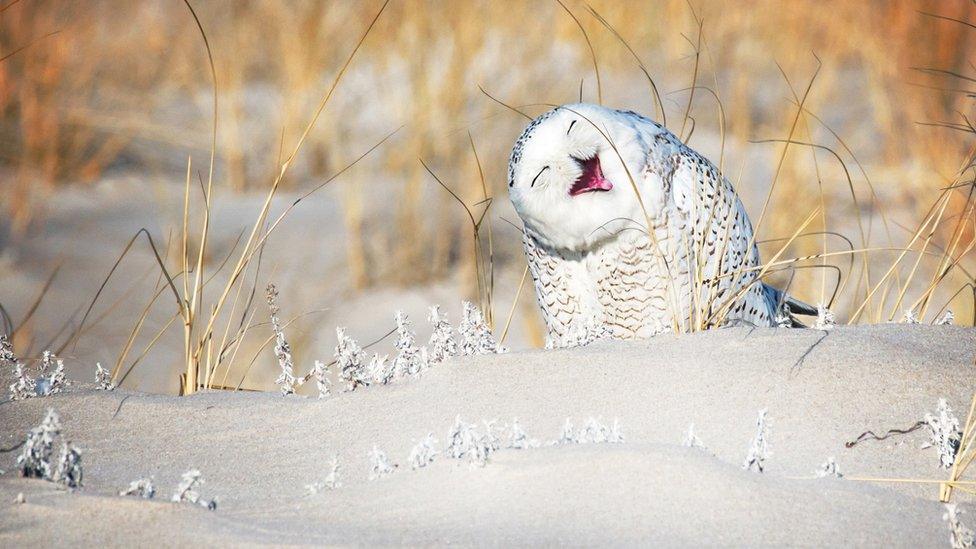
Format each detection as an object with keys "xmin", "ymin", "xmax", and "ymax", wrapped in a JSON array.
[{"xmin": 520, "ymin": 110, "xmax": 777, "ymax": 344}]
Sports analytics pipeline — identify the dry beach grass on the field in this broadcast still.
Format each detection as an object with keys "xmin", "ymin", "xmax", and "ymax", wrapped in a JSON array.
[{"xmin": 1, "ymin": 0, "xmax": 976, "ymax": 545}]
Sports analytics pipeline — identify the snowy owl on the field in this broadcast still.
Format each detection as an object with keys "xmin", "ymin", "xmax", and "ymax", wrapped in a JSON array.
[{"xmin": 507, "ymin": 103, "xmax": 813, "ymax": 346}]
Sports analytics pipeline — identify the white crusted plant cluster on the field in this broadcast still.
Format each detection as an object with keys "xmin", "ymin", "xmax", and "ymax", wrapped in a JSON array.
[
  {"xmin": 306, "ymin": 360, "xmax": 330, "ymax": 399},
  {"xmin": 0, "ymin": 334, "xmax": 16, "ymax": 367},
  {"xmin": 742, "ymin": 409, "xmax": 769, "ymax": 473},
  {"xmin": 306, "ymin": 454, "xmax": 341, "ymax": 495},
  {"xmin": 558, "ymin": 418, "xmax": 576, "ymax": 444},
  {"xmin": 17, "ymin": 408, "xmax": 62, "ymax": 479},
  {"xmin": 427, "ymin": 305, "xmax": 458, "ymax": 363},
  {"xmin": 813, "ymin": 304, "xmax": 835, "ymax": 331},
  {"xmin": 937, "ymin": 310, "xmax": 956, "ymax": 326},
  {"xmin": 56, "ymin": 442, "xmax": 83, "ymax": 489},
  {"xmin": 267, "ymin": 284, "xmax": 298, "ymax": 395},
  {"xmin": 901, "ymin": 309, "xmax": 920, "ymax": 324},
  {"xmin": 923, "ymin": 398, "xmax": 962, "ymax": 469},
  {"xmin": 368, "ymin": 446, "xmax": 396, "ymax": 480},
  {"xmin": 392, "ymin": 311, "xmax": 427, "ymax": 378},
  {"xmin": 370, "ymin": 418, "xmax": 545, "ymax": 478},
  {"xmin": 816, "ymin": 457, "xmax": 843, "ymax": 478},
  {"xmin": 36, "ymin": 350, "xmax": 68, "ymax": 396},
  {"xmin": 366, "ymin": 352, "xmax": 393, "ymax": 385},
  {"xmin": 545, "ymin": 316, "xmax": 611, "ymax": 349},
  {"xmin": 4, "ymin": 334, "xmax": 35, "ymax": 400},
  {"xmin": 8, "ymin": 359, "xmax": 35, "ymax": 399},
  {"xmin": 16, "ymin": 408, "xmax": 82, "ymax": 489},
  {"xmin": 171, "ymin": 469, "xmax": 217, "ymax": 510},
  {"xmin": 120, "ymin": 477, "xmax": 156, "ymax": 499},
  {"xmin": 683, "ymin": 423, "xmax": 706, "ymax": 450},
  {"xmin": 507, "ymin": 418, "xmax": 540, "ymax": 449},
  {"xmin": 446, "ymin": 415, "xmax": 500, "ymax": 466},
  {"xmin": 459, "ymin": 301, "xmax": 506, "ymax": 355},
  {"xmin": 944, "ymin": 504, "xmax": 975, "ymax": 549},
  {"xmin": 8, "ymin": 344, "xmax": 70, "ymax": 400},
  {"xmin": 328, "ymin": 302, "xmax": 500, "ymax": 394},
  {"xmin": 335, "ymin": 327, "xmax": 368, "ymax": 391},
  {"xmin": 357, "ymin": 416, "xmax": 616, "ymax": 480},
  {"xmin": 261, "ymin": 290, "xmax": 503, "ymax": 398},
  {"xmin": 408, "ymin": 433, "xmax": 440, "ymax": 469},
  {"xmin": 556, "ymin": 417, "xmax": 624, "ymax": 445},
  {"xmin": 260, "ymin": 299, "xmax": 503, "ymax": 397},
  {"xmin": 94, "ymin": 363, "xmax": 115, "ymax": 390}
]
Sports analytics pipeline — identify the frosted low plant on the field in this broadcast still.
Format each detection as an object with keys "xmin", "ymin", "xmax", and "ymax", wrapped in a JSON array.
[
  {"xmin": 267, "ymin": 284, "xmax": 298, "ymax": 395},
  {"xmin": 9, "ymin": 362, "xmax": 36, "ymax": 401},
  {"xmin": 446, "ymin": 415, "xmax": 478, "ymax": 459},
  {"xmin": 32, "ymin": 350, "xmax": 70, "ymax": 397},
  {"xmin": 310, "ymin": 360, "xmax": 331, "ymax": 399},
  {"xmin": 44, "ymin": 352, "xmax": 68, "ymax": 395},
  {"xmin": 937, "ymin": 310, "xmax": 955, "ymax": 326},
  {"xmin": 482, "ymin": 420, "xmax": 502, "ymax": 452},
  {"xmin": 683, "ymin": 423, "xmax": 706, "ymax": 450},
  {"xmin": 306, "ymin": 454, "xmax": 341, "ymax": 495},
  {"xmin": 813, "ymin": 304, "xmax": 835, "ymax": 331},
  {"xmin": 557, "ymin": 418, "xmax": 576, "ymax": 445},
  {"xmin": 408, "ymin": 433, "xmax": 439, "ymax": 469},
  {"xmin": 579, "ymin": 417, "xmax": 624, "ymax": 444},
  {"xmin": 556, "ymin": 417, "xmax": 623, "ymax": 444},
  {"xmin": 94, "ymin": 363, "xmax": 115, "ymax": 390},
  {"xmin": 14, "ymin": 410, "xmax": 84, "ymax": 490},
  {"xmin": 458, "ymin": 301, "xmax": 505, "ymax": 355},
  {"xmin": 578, "ymin": 417, "xmax": 610, "ymax": 443},
  {"xmin": 368, "ymin": 446, "xmax": 395, "ymax": 480},
  {"xmin": 446, "ymin": 415, "xmax": 493, "ymax": 466},
  {"xmin": 901, "ymin": 309, "xmax": 920, "ymax": 324},
  {"xmin": 120, "ymin": 477, "xmax": 156, "ymax": 499},
  {"xmin": 923, "ymin": 398, "xmax": 962, "ymax": 469},
  {"xmin": 17, "ymin": 408, "xmax": 62, "ymax": 480},
  {"xmin": 508, "ymin": 418, "xmax": 540, "ymax": 449},
  {"xmin": 816, "ymin": 457, "xmax": 843, "ymax": 479},
  {"xmin": 944, "ymin": 504, "xmax": 975, "ymax": 549},
  {"xmin": 335, "ymin": 327, "xmax": 367, "ymax": 391},
  {"xmin": 742, "ymin": 409, "xmax": 769, "ymax": 473},
  {"xmin": 392, "ymin": 311, "xmax": 426, "ymax": 378},
  {"xmin": 4, "ymin": 336, "xmax": 36, "ymax": 401},
  {"xmin": 367, "ymin": 353, "xmax": 393, "ymax": 385},
  {"xmin": 546, "ymin": 316, "xmax": 611, "ymax": 349},
  {"xmin": 55, "ymin": 442, "xmax": 83, "ymax": 489},
  {"xmin": 0, "ymin": 334, "xmax": 15, "ymax": 367},
  {"xmin": 171, "ymin": 469, "xmax": 217, "ymax": 510},
  {"xmin": 427, "ymin": 305, "xmax": 458, "ymax": 364}
]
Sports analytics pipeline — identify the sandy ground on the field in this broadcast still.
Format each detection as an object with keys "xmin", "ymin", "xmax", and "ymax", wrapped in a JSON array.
[{"xmin": 1, "ymin": 324, "xmax": 973, "ymax": 546}]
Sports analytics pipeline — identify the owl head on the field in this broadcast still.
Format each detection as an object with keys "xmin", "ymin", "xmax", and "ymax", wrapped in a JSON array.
[{"xmin": 507, "ymin": 103, "xmax": 664, "ymax": 253}]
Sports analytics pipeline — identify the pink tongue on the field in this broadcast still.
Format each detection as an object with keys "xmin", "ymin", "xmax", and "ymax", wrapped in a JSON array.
[{"xmin": 570, "ymin": 156, "xmax": 613, "ymax": 196}]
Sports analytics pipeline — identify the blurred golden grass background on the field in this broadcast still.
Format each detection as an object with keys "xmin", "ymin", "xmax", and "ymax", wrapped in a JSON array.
[{"xmin": 1, "ymin": 0, "xmax": 975, "ymax": 377}]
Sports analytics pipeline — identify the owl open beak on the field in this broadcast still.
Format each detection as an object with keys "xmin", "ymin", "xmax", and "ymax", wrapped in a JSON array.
[{"xmin": 569, "ymin": 156, "xmax": 613, "ymax": 197}]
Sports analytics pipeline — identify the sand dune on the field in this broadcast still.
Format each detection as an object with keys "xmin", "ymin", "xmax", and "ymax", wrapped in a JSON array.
[{"xmin": 1, "ymin": 324, "xmax": 974, "ymax": 545}]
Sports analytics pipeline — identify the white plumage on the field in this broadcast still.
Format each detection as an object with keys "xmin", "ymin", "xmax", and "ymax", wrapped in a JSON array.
[{"xmin": 507, "ymin": 103, "xmax": 808, "ymax": 347}]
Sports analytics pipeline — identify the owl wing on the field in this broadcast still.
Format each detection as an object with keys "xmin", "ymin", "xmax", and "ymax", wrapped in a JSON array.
[
  {"xmin": 521, "ymin": 229, "xmax": 603, "ymax": 347},
  {"xmin": 665, "ymin": 145, "xmax": 776, "ymax": 326}
]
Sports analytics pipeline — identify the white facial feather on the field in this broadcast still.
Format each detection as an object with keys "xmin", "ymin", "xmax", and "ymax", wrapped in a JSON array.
[{"xmin": 507, "ymin": 103, "xmax": 671, "ymax": 252}]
